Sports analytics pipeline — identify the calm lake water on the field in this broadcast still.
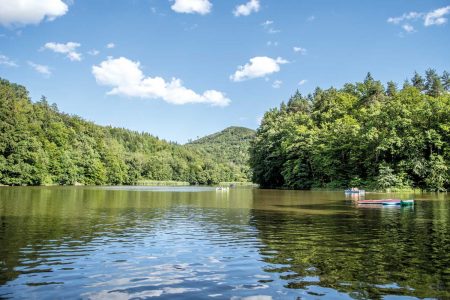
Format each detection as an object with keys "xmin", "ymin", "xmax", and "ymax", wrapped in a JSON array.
[{"xmin": 0, "ymin": 187, "xmax": 449, "ymax": 299}]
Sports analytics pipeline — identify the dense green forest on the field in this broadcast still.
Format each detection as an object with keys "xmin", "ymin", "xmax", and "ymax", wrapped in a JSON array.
[
  {"xmin": 186, "ymin": 126, "xmax": 255, "ymax": 181},
  {"xmin": 0, "ymin": 78, "xmax": 252, "ymax": 186},
  {"xmin": 250, "ymin": 70, "xmax": 450, "ymax": 191}
]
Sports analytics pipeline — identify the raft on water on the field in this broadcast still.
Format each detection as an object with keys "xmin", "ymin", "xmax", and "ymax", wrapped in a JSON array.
[
  {"xmin": 357, "ymin": 199, "xmax": 414, "ymax": 206},
  {"xmin": 358, "ymin": 199, "xmax": 399, "ymax": 204}
]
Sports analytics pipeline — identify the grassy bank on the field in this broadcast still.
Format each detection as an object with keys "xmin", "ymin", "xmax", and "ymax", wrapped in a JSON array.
[
  {"xmin": 136, "ymin": 180, "xmax": 190, "ymax": 186},
  {"xmin": 218, "ymin": 182, "xmax": 257, "ymax": 187}
]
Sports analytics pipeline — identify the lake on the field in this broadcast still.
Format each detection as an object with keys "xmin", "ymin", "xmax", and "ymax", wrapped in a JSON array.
[{"xmin": 0, "ymin": 187, "xmax": 449, "ymax": 299}]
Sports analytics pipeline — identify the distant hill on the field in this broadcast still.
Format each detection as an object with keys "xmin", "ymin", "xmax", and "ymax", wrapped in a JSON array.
[
  {"xmin": 186, "ymin": 127, "xmax": 256, "ymax": 181},
  {"xmin": 0, "ymin": 78, "xmax": 252, "ymax": 186}
]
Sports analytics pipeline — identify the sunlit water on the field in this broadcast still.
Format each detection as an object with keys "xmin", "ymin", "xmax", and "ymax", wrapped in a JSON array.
[{"xmin": 0, "ymin": 187, "xmax": 449, "ymax": 299}]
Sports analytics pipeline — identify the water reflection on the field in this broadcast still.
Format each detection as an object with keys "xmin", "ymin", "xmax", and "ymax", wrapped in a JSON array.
[
  {"xmin": 250, "ymin": 189, "xmax": 450, "ymax": 299},
  {"xmin": 0, "ymin": 187, "xmax": 448, "ymax": 299}
]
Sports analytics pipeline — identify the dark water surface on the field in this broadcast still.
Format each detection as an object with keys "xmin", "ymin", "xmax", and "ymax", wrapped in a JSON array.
[{"xmin": 0, "ymin": 187, "xmax": 449, "ymax": 299}]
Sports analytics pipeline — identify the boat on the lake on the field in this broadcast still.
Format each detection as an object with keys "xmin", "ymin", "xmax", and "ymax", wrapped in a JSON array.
[
  {"xmin": 357, "ymin": 199, "xmax": 414, "ymax": 206},
  {"xmin": 216, "ymin": 187, "xmax": 229, "ymax": 191},
  {"xmin": 345, "ymin": 188, "xmax": 365, "ymax": 195}
]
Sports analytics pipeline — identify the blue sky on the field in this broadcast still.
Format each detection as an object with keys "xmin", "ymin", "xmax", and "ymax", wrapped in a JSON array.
[{"xmin": 0, "ymin": 0, "xmax": 449, "ymax": 143}]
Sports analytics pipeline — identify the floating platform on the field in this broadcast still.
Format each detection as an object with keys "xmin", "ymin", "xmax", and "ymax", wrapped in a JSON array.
[
  {"xmin": 357, "ymin": 199, "xmax": 414, "ymax": 206},
  {"xmin": 358, "ymin": 199, "xmax": 400, "ymax": 204}
]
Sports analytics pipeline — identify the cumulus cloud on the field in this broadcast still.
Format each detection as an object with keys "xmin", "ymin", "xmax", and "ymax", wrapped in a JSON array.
[
  {"xmin": 0, "ymin": 54, "xmax": 17, "ymax": 67},
  {"xmin": 233, "ymin": 0, "xmax": 260, "ymax": 17},
  {"xmin": 230, "ymin": 56, "xmax": 288, "ymax": 82},
  {"xmin": 92, "ymin": 57, "xmax": 230, "ymax": 107},
  {"xmin": 387, "ymin": 5, "xmax": 450, "ymax": 32},
  {"xmin": 293, "ymin": 46, "xmax": 307, "ymax": 54},
  {"xmin": 272, "ymin": 80, "xmax": 282, "ymax": 89},
  {"xmin": 106, "ymin": 43, "xmax": 115, "ymax": 49},
  {"xmin": 0, "ymin": 0, "xmax": 68, "ymax": 27},
  {"xmin": 424, "ymin": 5, "xmax": 450, "ymax": 26},
  {"xmin": 28, "ymin": 61, "xmax": 51, "ymax": 76},
  {"xmin": 171, "ymin": 0, "xmax": 212, "ymax": 15},
  {"xmin": 298, "ymin": 79, "xmax": 307, "ymax": 86},
  {"xmin": 44, "ymin": 42, "xmax": 82, "ymax": 61}
]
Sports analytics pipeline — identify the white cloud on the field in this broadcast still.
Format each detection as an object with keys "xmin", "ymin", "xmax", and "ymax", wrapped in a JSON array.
[
  {"xmin": 424, "ymin": 5, "xmax": 450, "ymax": 26},
  {"xmin": 0, "ymin": 54, "xmax": 18, "ymax": 67},
  {"xmin": 387, "ymin": 12, "xmax": 422, "ymax": 25},
  {"xmin": 266, "ymin": 41, "xmax": 278, "ymax": 47},
  {"xmin": 106, "ymin": 43, "xmax": 115, "ymax": 49},
  {"xmin": 230, "ymin": 56, "xmax": 288, "ymax": 82},
  {"xmin": 261, "ymin": 20, "xmax": 280, "ymax": 34},
  {"xmin": 298, "ymin": 79, "xmax": 307, "ymax": 86},
  {"xmin": 28, "ymin": 61, "xmax": 51, "ymax": 76},
  {"xmin": 44, "ymin": 42, "xmax": 82, "ymax": 61},
  {"xmin": 171, "ymin": 0, "xmax": 212, "ymax": 15},
  {"xmin": 267, "ymin": 28, "xmax": 280, "ymax": 34},
  {"xmin": 233, "ymin": 0, "xmax": 260, "ymax": 17},
  {"xmin": 293, "ymin": 46, "xmax": 307, "ymax": 55},
  {"xmin": 402, "ymin": 24, "xmax": 415, "ymax": 32},
  {"xmin": 0, "ymin": 0, "xmax": 68, "ymax": 27},
  {"xmin": 272, "ymin": 80, "xmax": 282, "ymax": 89},
  {"xmin": 92, "ymin": 57, "xmax": 230, "ymax": 107},
  {"xmin": 387, "ymin": 5, "xmax": 450, "ymax": 30},
  {"xmin": 88, "ymin": 49, "xmax": 100, "ymax": 56},
  {"xmin": 261, "ymin": 20, "xmax": 273, "ymax": 27}
]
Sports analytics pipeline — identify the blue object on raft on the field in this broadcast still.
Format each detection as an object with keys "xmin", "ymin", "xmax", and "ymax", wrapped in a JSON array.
[{"xmin": 382, "ymin": 200, "xmax": 415, "ymax": 206}]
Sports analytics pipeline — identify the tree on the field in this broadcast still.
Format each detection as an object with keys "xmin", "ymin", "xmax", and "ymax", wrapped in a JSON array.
[
  {"xmin": 250, "ymin": 70, "xmax": 450, "ymax": 191},
  {"xmin": 441, "ymin": 71, "xmax": 450, "ymax": 92},
  {"xmin": 425, "ymin": 69, "xmax": 444, "ymax": 97},
  {"xmin": 386, "ymin": 81, "xmax": 397, "ymax": 97},
  {"xmin": 411, "ymin": 71, "xmax": 425, "ymax": 91}
]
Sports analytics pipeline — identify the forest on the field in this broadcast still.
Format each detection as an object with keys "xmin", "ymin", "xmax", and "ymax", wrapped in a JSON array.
[
  {"xmin": 250, "ymin": 70, "xmax": 450, "ymax": 191},
  {"xmin": 0, "ymin": 78, "xmax": 252, "ymax": 186},
  {"xmin": 186, "ymin": 126, "xmax": 255, "ymax": 181},
  {"xmin": 2, "ymin": 69, "xmax": 449, "ymax": 191}
]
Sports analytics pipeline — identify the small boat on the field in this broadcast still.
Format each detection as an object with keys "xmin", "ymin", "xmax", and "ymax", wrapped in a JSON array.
[
  {"xmin": 345, "ymin": 189, "xmax": 365, "ymax": 195},
  {"xmin": 216, "ymin": 187, "xmax": 229, "ymax": 191}
]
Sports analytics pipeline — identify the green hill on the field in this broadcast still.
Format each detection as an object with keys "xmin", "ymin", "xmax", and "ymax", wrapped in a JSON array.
[
  {"xmin": 0, "ymin": 78, "xmax": 252, "ymax": 186},
  {"xmin": 186, "ymin": 126, "xmax": 256, "ymax": 181}
]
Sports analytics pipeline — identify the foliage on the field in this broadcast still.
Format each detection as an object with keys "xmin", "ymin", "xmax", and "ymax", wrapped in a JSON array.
[
  {"xmin": 0, "ymin": 78, "xmax": 252, "ymax": 186},
  {"xmin": 186, "ymin": 126, "xmax": 255, "ymax": 181},
  {"xmin": 250, "ymin": 70, "xmax": 450, "ymax": 191}
]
